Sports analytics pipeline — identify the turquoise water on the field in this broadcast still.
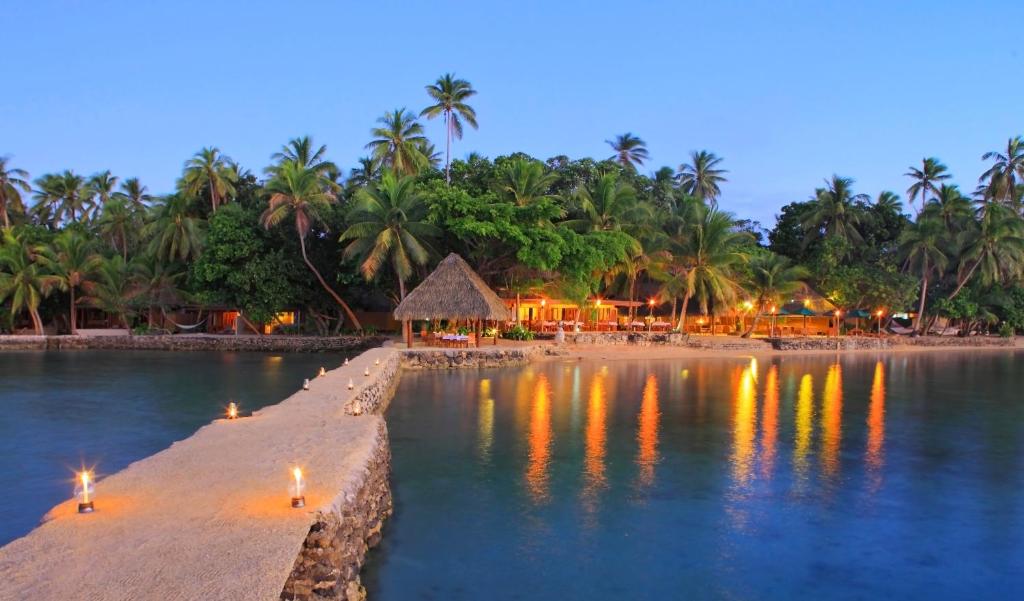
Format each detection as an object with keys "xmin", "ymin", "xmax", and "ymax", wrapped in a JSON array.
[
  {"xmin": 365, "ymin": 352, "xmax": 1024, "ymax": 600},
  {"xmin": 0, "ymin": 350, "xmax": 343, "ymax": 545}
]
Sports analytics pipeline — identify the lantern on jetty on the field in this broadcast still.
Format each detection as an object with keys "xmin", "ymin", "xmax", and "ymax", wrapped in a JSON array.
[
  {"xmin": 344, "ymin": 358, "xmax": 349, "ymax": 366},
  {"xmin": 363, "ymin": 367, "xmax": 370, "ymax": 377},
  {"xmin": 374, "ymin": 358, "xmax": 380, "ymax": 366},
  {"xmin": 75, "ymin": 470, "xmax": 95, "ymax": 514},
  {"xmin": 227, "ymin": 402, "xmax": 239, "ymax": 420},
  {"xmin": 290, "ymin": 467, "xmax": 305, "ymax": 508},
  {"xmin": 318, "ymin": 366, "xmax": 326, "ymax": 377},
  {"xmin": 302, "ymin": 378, "xmax": 310, "ymax": 391},
  {"xmin": 347, "ymin": 378, "xmax": 354, "ymax": 390}
]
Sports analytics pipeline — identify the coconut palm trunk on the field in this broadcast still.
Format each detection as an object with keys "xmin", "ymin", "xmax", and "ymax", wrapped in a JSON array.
[
  {"xmin": 742, "ymin": 310, "xmax": 762, "ymax": 338},
  {"xmin": 69, "ymin": 287, "xmax": 77, "ymax": 334},
  {"xmin": 914, "ymin": 268, "xmax": 929, "ymax": 333},
  {"xmin": 298, "ymin": 234, "xmax": 363, "ymax": 331},
  {"xmin": 445, "ymin": 111, "xmax": 453, "ymax": 184}
]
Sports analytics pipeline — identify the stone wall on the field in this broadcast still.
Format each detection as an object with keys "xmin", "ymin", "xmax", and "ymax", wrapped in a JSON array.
[
  {"xmin": 0, "ymin": 334, "xmax": 385, "ymax": 353},
  {"xmin": 554, "ymin": 331, "xmax": 770, "ymax": 350},
  {"xmin": 770, "ymin": 336, "xmax": 894, "ymax": 351},
  {"xmin": 900, "ymin": 335, "xmax": 1015, "ymax": 348},
  {"xmin": 280, "ymin": 420, "xmax": 392, "ymax": 601},
  {"xmin": 399, "ymin": 345, "xmax": 557, "ymax": 370},
  {"xmin": 344, "ymin": 351, "xmax": 402, "ymax": 416}
]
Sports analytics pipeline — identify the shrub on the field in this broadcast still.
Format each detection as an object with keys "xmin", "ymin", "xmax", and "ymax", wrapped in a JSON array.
[
  {"xmin": 501, "ymin": 324, "xmax": 535, "ymax": 341},
  {"xmin": 998, "ymin": 322, "xmax": 1015, "ymax": 338}
]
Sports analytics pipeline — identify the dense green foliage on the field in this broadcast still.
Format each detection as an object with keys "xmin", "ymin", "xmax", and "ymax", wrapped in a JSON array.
[{"xmin": 2, "ymin": 75, "xmax": 1024, "ymax": 336}]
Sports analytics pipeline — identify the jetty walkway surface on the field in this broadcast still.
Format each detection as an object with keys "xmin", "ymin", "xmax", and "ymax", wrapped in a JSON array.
[{"xmin": 0, "ymin": 347, "xmax": 395, "ymax": 601}]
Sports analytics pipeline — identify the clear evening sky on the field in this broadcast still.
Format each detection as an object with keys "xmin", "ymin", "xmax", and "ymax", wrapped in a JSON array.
[{"xmin": 4, "ymin": 0, "xmax": 1022, "ymax": 226}]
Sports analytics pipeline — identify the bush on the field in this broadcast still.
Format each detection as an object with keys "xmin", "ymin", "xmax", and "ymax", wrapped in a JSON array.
[
  {"xmin": 998, "ymin": 322, "xmax": 1015, "ymax": 338},
  {"xmin": 501, "ymin": 324, "xmax": 535, "ymax": 341}
]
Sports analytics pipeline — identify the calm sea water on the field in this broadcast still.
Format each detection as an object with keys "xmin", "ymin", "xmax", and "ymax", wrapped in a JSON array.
[
  {"xmin": 365, "ymin": 352, "xmax": 1024, "ymax": 600},
  {"xmin": 0, "ymin": 350, "xmax": 343, "ymax": 545}
]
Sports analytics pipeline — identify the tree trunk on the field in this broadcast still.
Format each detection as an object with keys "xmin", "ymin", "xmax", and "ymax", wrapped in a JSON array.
[
  {"xmin": 742, "ymin": 311, "xmax": 761, "ymax": 338},
  {"xmin": 1, "ymin": 203, "xmax": 9, "ymax": 229},
  {"xmin": 914, "ymin": 274, "xmax": 929, "ymax": 333},
  {"xmin": 30, "ymin": 307, "xmax": 43, "ymax": 335},
  {"xmin": 676, "ymin": 294, "xmax": 691, "ymax": 332},
  {"xmin": 628, "ymin": 276, "xmax": 637, "ymax": 322},
  {"xmin": 445, "ymin": 111, "xmax": 453, "ymax": 185},
  {"xmin": 670, "ymin": 297, "xmax": 677, "ymax": 328},
  {"xmin": 298, "ymin": 233, "xmax": 363, "ymax": 331},
  {"xmin": 69, "ymin": 287, "xmax": 77, "ymax": 335},
  {"xmin": 946, "ymin": 259, "xmax": 980, "ymax": 301},
  {"xmin": 398, "ymin": 276, "xmax": 407, "ymax": 301}
]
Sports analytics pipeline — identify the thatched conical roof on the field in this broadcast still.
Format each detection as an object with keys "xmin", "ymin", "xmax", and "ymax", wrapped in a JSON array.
[{"xmin": 394, "ymin": 253, "xmax": 512, "ymax": 321}]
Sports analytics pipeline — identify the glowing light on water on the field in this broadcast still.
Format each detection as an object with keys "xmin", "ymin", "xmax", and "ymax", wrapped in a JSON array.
[
  {"xmin": 477, "ymin": 380, "xmax": 493, "ymax": 464},
  {"xmin": 794, "ymin": 373, "xmax": 814, "ymax": 482},
  {"xmin": 526, "ymin": 375, "xmax": 552, "ymax": 503},
  {"xmin": 867, "ymin": 361, "xmax": 886, "ymax": 480},
  {"xmin": 821, "ymin": 363, "xmax": 843, "ymax": 479},
  {"xmin": 760, "ymin": 365, "xmax": 780, "ymax": 479},
  {"xmin": 582, "ymin": 372, "xmax": 608, "ymax": 513},
  {"xmin": 635, "ymin": 374, "xmax": 660, "ymax": 489},
  {"xmin": 731, "ymin": 365, "xmax": 757, "ymax": 486}
]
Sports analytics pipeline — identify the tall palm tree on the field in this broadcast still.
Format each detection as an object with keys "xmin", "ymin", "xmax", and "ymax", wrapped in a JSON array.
[
  {"xmin": 269, "ymin": 136, "xmax": 338, "ymax": 177},
  {"xmin": 0, "ymin": 229, "xmax": 55, "ymax": 334},
  {"xmin": 921, "ymin": 184, "xmax": 972, "ymax": 232},
  {"xmin": 741, "ymin": 252, "xmax": 809, "ymax": 337},
  {"xmin": 421, "ymin": 74, "xmax": 478, "ymax": 184},
  {"xmin": 348, "ymin": 157, "xmax": 380, "ymax": 188},
  {"xmin": 875, "ymin": 190, "xmax": 903, "ymax": 213},
  {"xmin": 564, "ymin": 172, "xmax": 647, "ymax": 236},
  {"xmin": 947, "ymin": 204, "xmax": 1024, "ymax": 299},
  {"xmin": 366, "ymin": 109, "xmax": 429, "ymax": 177},
  {"xmin": 979, "ymin": 136, "xmax": 1024, "ymax": 204},
  {"xmin": 492, "ymin": 158, "xmax": 558, "ymax": 207},
  {"xmin": 678, "ymin": 150, "xmax": 728, "ymax": 205},
  {"xmin": 261, "ymin": 160, "xmax": 362, "ymax": 330},
  {"xmin": 905, "ymin": 157, "xmax": 951, "ymax": 215},
  {"xmin": 898, "ymin": 216, "xmax": 949, "ymax": 332},
  {"xmin": 145, "ymin": 195, "xmax": 204, "ymax": 262},
  {"xmin": 38, "ymin": 230, "xmax": 104, "ymax": 334},
  {"xmin": 97, "ymin": 197, "xmax": 137, "ymax": 260},
  {"xmin": 33, "ymin": 171, "xmax": 94, "ymax": 225},
  {"xmin": 675, "ymin": 207, "xmax": 750, "ymax": 320},
  {"xmin": 340, "ymin": 170, "xmax": 441, "ymax": 300},
  {"xmin": 115, "ymin": 177, "xmax": 152, "ymax": 210},
  {"xmin": 132, "ymin": 254, "xmax": 187, "ymax": 328},
  {"xmin": 606, "ymin": 133, "xmax": 649, "ymax": 170},
  {"xmin": 180, "ymin": 147, "xmax": 237, "ymax": 212},
  {"xmin": 801, "ymin": 175, "xmax": 869, "ymax": 253},
  {"xmin": 0, "ymin": 156, "xmax": 31, "ymax": 228}
]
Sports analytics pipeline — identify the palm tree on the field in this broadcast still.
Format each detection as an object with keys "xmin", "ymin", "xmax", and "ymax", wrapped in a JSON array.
[
  {"xmin": 421, "ymin": 74, "xmax": 479, "ymax": 184},
  {"xmin": 678, "ymin": 150, "xmax": 728, "ymax": 205},
  {"xmin": 88, "ymin": 170, "xmax": 119, "ymax": 205},
  {"xmin": 564, "ymin": 172, "xmax": 647, "ymax": 236},
  {"xmin": 97, "ymin": 197, "xmax": 136, "ymax": 260},
  {"xmin": 132, "ymin": 254, "xmax": 187, "ymax": 328},
  {"xmin": 898, "ymin": 216, "xmax": 949, "ymax": 332},
  {"xmin": 366, "ymin": 109, "xmax": 429, "ymax": 176},
  {"xmin": 921, "ymin": 184, "xmax": 972, "ymax": 232},
  {"xmin": 905, "ymin": 157, "xmax": 951, "ymax": 215},
  {"xmin": 261, "ymin": 160, "xmax": 362, "ymax": 330},
  {"xmin": 0, "ymin": 229, "xmax": 55, "ymax": 334},
  {"xmin": 33, "ymin": 171, "xmax": 94, "ymax": 225},
  {"xmin": 0, "ymin": 157, "xmax": 31, "ymax": 228},
  {"xmin": 180, "ymin": 147, "xmax": 237, "ymax": 212},
  {"xmin": 492, "ymin": 158, "xmax": 557, "ymax": 207},
  {"xmin": 145, "ymin": 195, "xmax": 204, "ymax": 262},
  {"xmin": 875, "ymin": 190, "xmax": 903, "ymax": 213},
  {"xmin": 606, "ymin": 133, "xmax": 649, "ymax": 170},
  {"xmin": 979, "ymin": 136, "xmax": 1024, "ymax": 205},
  {"xmin": 269, "ymin": 136, "xmax": 338, "ymax": 178},
  {"xmin": 348, "ymin": 157, "xmax": 380, "ymax": 188},
  {"xmin": 801, "ymin": 175, "xmax": 869, "ymax": 253},
  {"xmin": 674, "ymin": 207, "xmax": 750, "ymax": 321},
  {"xmin": 83, "ymin": 255, "xmax": 136, "ymax": 330},
  {"xmin": 741, "ymin": 252, "xmax": 809, "ymax": 337},
  {"xmin": 947, "ymin": 204, "xmax": 1024, "ymax": 300},
  {"xmin": 115, "ymin": 177, "xmax": 152, "ymax": 210},
  {"xmin": 38, "ymin": 230, "xmax": 104, "ymax": 334},
  {"xmin": 340, "ymin": 170, "xmax": 441, "ymax": 300}
]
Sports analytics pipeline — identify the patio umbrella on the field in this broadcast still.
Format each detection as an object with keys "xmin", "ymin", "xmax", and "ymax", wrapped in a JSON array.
[
  {"xmin": 791, "ymin": 306, "xmax": 816, "ymax": 335},
  {"xmin": 847, "ymin": 309, "xmax": 871, "ymax": 331}
]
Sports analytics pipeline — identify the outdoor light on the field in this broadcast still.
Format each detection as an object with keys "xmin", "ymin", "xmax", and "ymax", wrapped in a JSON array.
[
  {"xmin": 318, "ymin": 366, "xmax": 326, "ymax": 377},
  {"xmin": 75, "ymin": 470, "xmax": 95, "ymax": 514},
  {"xmin": 876, "ymin": 309, "xmax": 884, "ymax": 317},
  {"xmin": 290, "ymin": 467, "xmax": 305, "ymax": 508},
  {"xmin": 227, "ymin": 402, "xmax": 238, "ymax": 420},
  {"xmin": 540, "ymin": 299, "xmax": 547, "ymax": 307},
  {"xmin": 302, "ymin": 378, "xmax": 310, "ymax": 391},
  {"xmin": 374, "ymin": 358, "xmax": 380, "ymax": 366},
  {"xmin": 649, "ymin": 299, "xmax": 655, "ymax": 306},
  {"xmin": 344, "ymin": 358, "xmax": 349, "ymax": 366},
  {"xmin": 347, "ymin": 378, "xmax": 354, "ymax": 390},
  {"xmin": 835, "ymin": 310, "xmax": 842, "ymax": 317},
  {"xmin": 596, "ymin": 299, "xmax": 602, "ymax": 307},
  {"xmin": 770, "ymin": 305, "xmax": 776, "ymax": 314},
  {"xmin": 363, "ymin": 367, "xmax": 370, "ymax": 376}
]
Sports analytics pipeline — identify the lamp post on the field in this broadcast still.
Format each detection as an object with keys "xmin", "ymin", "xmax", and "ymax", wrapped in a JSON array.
[
  {"xmin": 769, "ymin": 305, "xmax": 777, "ymax": 338},
  {"xmin": 876, "ymin": 309, "xmax": 885, "ymax": 334},
  {"xmin": 834, "ymin": 310, "xmax": 842, "ymax": 337}
]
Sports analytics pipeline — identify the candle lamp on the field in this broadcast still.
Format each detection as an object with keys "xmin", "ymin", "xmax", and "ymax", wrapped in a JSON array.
[
  {"xmin": 227, "ymin": 402, "xmax": 239, "ymax": 420},
  {"xmin": 75, "ymin": 470, "xmax": 95, "ymax": 514},
  {"xmin": 347, "ymin": 378, "xmax": 354, "ymax": 390},
  {"xmin": 290, "ymin": 467, "xmax": 305, "ymax": 508},
  {"xmin": 363, "ymin": 367, "xmax": 370, "ymax": 377},
  {"xmin": 344, "ymin": 358, "xmax": 349, "ymax": 366},
  {"xmin": 318, "ymin": 366, "xmax": 326, "ymax": 377},
  {"xmin": 302, "ymin": 378, "xmax": 310, "ymax": 391},
  {"xmin": 374, "ymin": 358, "xmax": 380, "ymax": 366}
]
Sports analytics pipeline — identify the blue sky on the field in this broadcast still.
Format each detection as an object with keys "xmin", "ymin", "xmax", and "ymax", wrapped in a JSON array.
[{"xmin": 4, "ymin": 0, "xmax": 1022, "ymax": 225}]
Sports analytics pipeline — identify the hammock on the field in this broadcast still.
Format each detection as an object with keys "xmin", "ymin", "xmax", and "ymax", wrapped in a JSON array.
[{"xmin": 161, "ymin": 308, "xmax": 208, "ymax": 331}]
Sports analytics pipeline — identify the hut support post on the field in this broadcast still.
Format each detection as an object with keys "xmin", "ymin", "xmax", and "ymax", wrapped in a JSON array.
[
  {"xmin": 405, "ymin": 320, "xmax": 412, "ymax": 348},
  {"xmin": 475, "ymin": 319, "xmax": 481, "ymax": 348}
]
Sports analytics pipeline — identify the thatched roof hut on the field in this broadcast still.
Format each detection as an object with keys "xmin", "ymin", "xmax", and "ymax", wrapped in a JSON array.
[{"xmin": 394, "ymin": 254, "xmax": 511, "ymax": 346}]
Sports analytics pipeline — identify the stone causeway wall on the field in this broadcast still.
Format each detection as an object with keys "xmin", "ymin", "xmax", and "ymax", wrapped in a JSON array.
[
  {"xmin": 770, "ymin": 336, "xmax": 895, "ymax": 351},
  {"xmin": 399, "ymin": 345, "xmax": 556, "ymax": 369},
  {"xmin": 0, "ymin": 334, "xmax": 385, "ymax": 353},
  {"xmin": 900, "ymin": 335, "xmax": 1015, "ymax": 348},
  {"xmin": 280, "ymin": 420, "xmax": 392, "ymax": 601},
  {"xmin": 343, "ymin": 351, "xmax": 403, "ymax": 416}
]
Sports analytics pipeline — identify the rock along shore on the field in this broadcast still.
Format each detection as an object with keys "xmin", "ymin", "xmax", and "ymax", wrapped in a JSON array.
[{"xmin": 0, "ymin": 334, "xmax": 386, "ymax": 353}]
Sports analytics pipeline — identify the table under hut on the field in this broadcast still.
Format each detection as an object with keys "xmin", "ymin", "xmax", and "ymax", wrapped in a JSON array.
[{"xmin": 393, "ymin": 253, "xmax": 513, "ymax": 348}]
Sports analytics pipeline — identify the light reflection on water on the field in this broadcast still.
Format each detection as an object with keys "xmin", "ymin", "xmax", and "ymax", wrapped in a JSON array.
[{"xmin": 367, "ymin": 353, "xmax": 1024, "ymax": 600}]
